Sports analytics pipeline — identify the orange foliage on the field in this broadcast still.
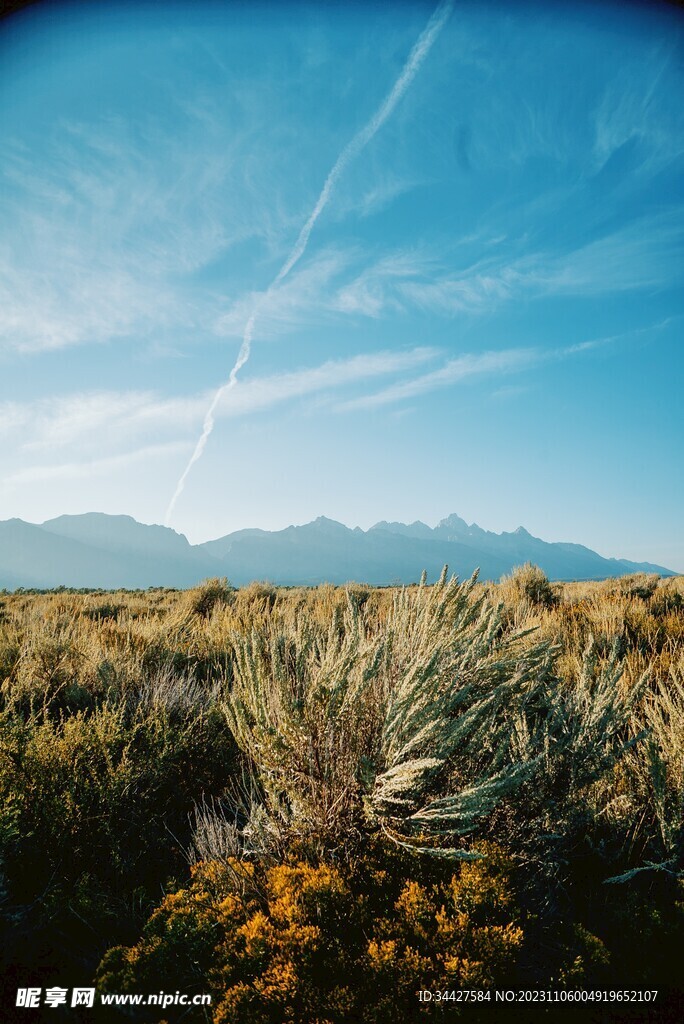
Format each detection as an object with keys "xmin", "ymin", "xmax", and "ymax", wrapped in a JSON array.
[{"xmin": 97, "ymin": 844, "xmax": 525, "ymax": 1023}]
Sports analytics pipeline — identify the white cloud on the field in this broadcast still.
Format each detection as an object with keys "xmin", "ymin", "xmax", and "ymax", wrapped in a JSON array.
[
  {"xmin": 219, "ymin": 347, "xmax": 437, "ymax": 416},
  {"xmin": 0, "ymin": 107, "xmax": 290, "ymax": 354},
  {"xmin": 397, "ymin": 263, "xmax": 519, "ymax": 314},
  {"xmin": 6, "ymin": 391, "xmax": 202, "ymax": 453},
  {"xmin": 531, "ymin": 218, "xmax": 684, "ymax": 295},
  {"xmin": 215, "ymin": 249, "xmax": 355, "ymax": 338},
  {"xmin": 351, "ymin": 215, "xmax": 684, "ymax": 320},
  {"xmin": 216, "ymin": 247, "xmax": 444, "ymax": 336},
  {"xmin": 333, "ymin": 251, "xmax": 437, "ymax": 317},
  {"xmin": 338, "ymin": 348, "xmax": 536, "ymax": 410},
  {"xmin": 592, "ymin": 48, "xmax": 684, "ymax": 172},
  {"xmin": 334, "ymin": 322, "xmax": 669, "ymax": 413},
  {"xmin": 216, "ymin": 210, "xmax": 683, "ymax": 341},
  {"xmin": 0, "ymin": 346, "xmax": 438, "ymax": 463},
  {"xmin": 5, "ymin": 442, "xmax": 191, "ymax": 486}
]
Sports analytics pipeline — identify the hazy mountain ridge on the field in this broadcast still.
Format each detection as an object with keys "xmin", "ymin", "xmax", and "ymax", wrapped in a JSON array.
[
  {"xmin": 0, "ymin": 512, "xmax": 675, "ymax": 590},
  {"xmin": 0, "ymin": 515, "xmax": 218, "ymax": 590}
]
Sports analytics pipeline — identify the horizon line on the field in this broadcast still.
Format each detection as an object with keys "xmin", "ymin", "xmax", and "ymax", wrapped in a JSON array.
[{"xmin": 2, "ymin": 508, "xmax": 678, "ymax": 574}]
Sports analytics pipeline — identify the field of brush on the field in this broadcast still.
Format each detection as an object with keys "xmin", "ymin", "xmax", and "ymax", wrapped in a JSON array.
[{"xmin": 1, "ymin": 566, "xmax": 683, "ymax": 1022}]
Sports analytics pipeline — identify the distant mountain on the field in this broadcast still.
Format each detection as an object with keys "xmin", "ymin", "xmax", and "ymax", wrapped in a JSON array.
[
  {"xmin": 0, "ymin": 512, "xmax": 676, "ymax": 590},
  {"xmin": 201, "ymin": 514, "xmax": 673, "ymax": 586},
  {"xmin": 0, "ymin": 514, "xmax": 218, "ymax": 590},
  {"xmin": 201, "ymin": 515, "xmax": 511, "ymax": 586},
  {"xmin": 42, "ymin": 513, "xmax": 195, "ymax": 560},
  {"xmin": 421, "ymin": 514, "xmax": 669, "ymax": 581}
]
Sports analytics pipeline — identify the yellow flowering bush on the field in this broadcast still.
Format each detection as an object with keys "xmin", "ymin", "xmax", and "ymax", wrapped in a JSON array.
[{"xmin": 97, "ymin": 843, "xmax": 525, "ymax": 1023}]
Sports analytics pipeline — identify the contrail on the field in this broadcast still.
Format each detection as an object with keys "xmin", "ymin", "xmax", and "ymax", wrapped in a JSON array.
[{"xmin": 165, "ymin": 0, "xmax": 453, "ymax": 525}]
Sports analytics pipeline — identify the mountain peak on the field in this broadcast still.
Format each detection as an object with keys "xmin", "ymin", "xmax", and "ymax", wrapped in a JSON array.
[
  {"xmin": 369, "ymin": 519, "xmax": 435, "ymax": 540},
  {"xmin": 44, "ymin": 512, "xmax": 135, "ymax": 527},
  {"xmin": 437, "ymin": 513, "xmax": 470, "ymax": 532},
  {"xmin": 41, "ymin": 512, "xmax": 192, "ymax": 553},
  {"xmin": 0, "ymin": 512, "xmax": 677, "ymax": 589},
  {"xmin": 310, "ymin": 516, "xmax": 350, "ymax": 533}
]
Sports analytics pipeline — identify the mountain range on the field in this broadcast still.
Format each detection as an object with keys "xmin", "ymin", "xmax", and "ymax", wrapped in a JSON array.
[{"xmin": 0, "ymin": 512, "xmax": 675, "ymax": 590}]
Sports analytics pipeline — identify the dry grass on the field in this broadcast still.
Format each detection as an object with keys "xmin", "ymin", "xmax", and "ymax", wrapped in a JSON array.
[{"xmin": 1, "ymin": 569, "xmax": 683, "ymax": 1018}]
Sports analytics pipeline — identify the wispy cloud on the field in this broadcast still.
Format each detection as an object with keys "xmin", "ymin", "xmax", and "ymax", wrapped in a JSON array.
[
  {"xmin": 11, "ymin": 329, "xmax": 649, "ymax": 454},
  {"xmin": 350, "ymin": 174, "xmax": 426, "ymax": 219},
  {"xmin": 215, "ymin": 248, "xmax": 355, "ymax": 338},
  {"xmin": 592, "ymin": 47, "xmax": 684, "ymax": 173},
  {"xmin": 337, "ymin": 348, "xmax": 536, "ymax": 411},
  {"xmin": 165, "ymin": 0, "xmax": 455, "ymax": 524},
  {"xmin": 213, "ymin": 208, "xmax": 684, "ymax": 343},
  {"xmin": 334, "ymin": 251, "xmax": 437, "ymax": 317},
  {"xmin": 0, "ymin": 101, "xmax": 289, "ymax": 354},
  {"xmin": 4, "ymin": 47, "xmax": 678, "ymax": 361},
  {"xmin": 4, "ymin": 442, "xmax": 191, "ymax": 486},
  {"xmin": 0, "ymin": 260, "xmax": 188, "ymax": 354},
  {"xmin": 332, "ymin": 214, "xmax": 684, "ymax": 322},
  {"xmin": 216, "ymin": 247, "xmax": 440, "ymax": 334},
  {"xmin": 0, "ymin": 347, "xmax": 437, "ymax": 462},
  {"xmin": 335, "ymin": 322, "xmax": 671, "ymax": 413},
  {"xmin": 0, "ymin": 391, "xmax": 201, "ymax": 452},
  {"xmin": 220, "ymin": 347, "xmax": 437, "ymax": 417},
  {"xmin": 541, "ymin": 219, "xmax": 683, "ymax": 294}
]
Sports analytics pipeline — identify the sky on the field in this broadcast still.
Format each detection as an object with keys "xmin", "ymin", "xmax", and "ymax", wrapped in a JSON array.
[{"xmin": 0, "ymin": 0, "xmax": 683, "ymax": 570}]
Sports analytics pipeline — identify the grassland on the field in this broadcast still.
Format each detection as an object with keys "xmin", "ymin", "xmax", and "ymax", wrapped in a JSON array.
[{"xmin": 1, "ymin": 567, "xmax": 683, "ymax": 1021}]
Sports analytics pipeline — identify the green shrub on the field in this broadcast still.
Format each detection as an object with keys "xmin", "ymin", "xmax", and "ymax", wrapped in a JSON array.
[
  {"xmin": 620, "ymin": 573, "xmax": 660, "ymax": 602},
  {"xmin": 501, "ymin": 562, "xmax": 557, "ymax": 610},
  {"xmin": 224, "ymin": 570, "xmax": 557, "ymax": 859},
  {"xmin": 188, "ymin": 578, "xmax": 235, "ymax": 618},
  {"xmin": 0, "ymin": 694, "xmax": 237, "ymax": 931}
]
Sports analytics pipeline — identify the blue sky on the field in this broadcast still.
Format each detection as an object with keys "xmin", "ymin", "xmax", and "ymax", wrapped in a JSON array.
[{"xmin": 1, "ymin": 0, "xmax": 683, "ymax": 570}]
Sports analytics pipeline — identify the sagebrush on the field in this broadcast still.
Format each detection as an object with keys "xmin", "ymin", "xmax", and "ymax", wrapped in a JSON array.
[{"xmin": 0, "ymin": 570, "xmax": 682, "ymax": 1020}]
